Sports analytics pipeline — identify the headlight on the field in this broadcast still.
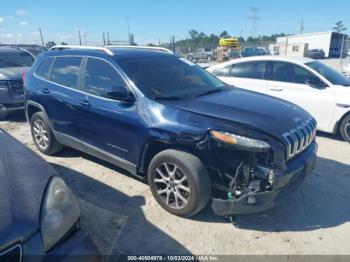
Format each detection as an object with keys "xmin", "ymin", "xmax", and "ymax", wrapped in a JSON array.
[
  {"xmin": 41, "ymin": 176, "xmax": 80, "ymax": 251},
  {"xmin": 210, "ymin": 130, "xmax": 270, "ymax": 151},
  {"xmin": 0, "ymin": 80, "xmax": 8, "ymax": 91}
]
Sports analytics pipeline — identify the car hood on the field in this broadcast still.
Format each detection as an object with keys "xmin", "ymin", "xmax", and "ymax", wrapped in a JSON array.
[
  {"xmin": 0, "ymin": 67, "xmax": 30, "ymax": 81},
  {"xmin": 0, "ymin": 129, "xmax": 53, "ymax": 249},
  {"xmin": 160, "ymin": 88, "xmax": 312, "ymax": 140}
]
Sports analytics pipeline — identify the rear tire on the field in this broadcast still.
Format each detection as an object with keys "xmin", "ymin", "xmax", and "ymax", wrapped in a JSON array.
[
  {"xmin": 340, "ymin": 114, "xmax": 350, "ymax": 142},
  {"xmin": 147, "ymin": 149, "xmax": 211, "ymax": 217},
  {"xmin": 30, "ymin": 111, "xmax": 63, "ymax": 155}
]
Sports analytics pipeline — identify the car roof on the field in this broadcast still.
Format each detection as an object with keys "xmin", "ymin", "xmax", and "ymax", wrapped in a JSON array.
[
  {"xmin": 208, "ymin": 55, "xmax": 314, "ymax": 70},
  {"xmin": 41, "ymin": 46, "xmax": 175, "ymax": 60}
]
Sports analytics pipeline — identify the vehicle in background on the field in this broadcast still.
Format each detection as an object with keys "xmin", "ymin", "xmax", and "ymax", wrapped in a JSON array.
[
  {"xmin": 241, "ymin": 47, "xmax": 270, "ymax": 57},
  {"xmin": 0, "ymin": 47, "xmax": 34, "ymax": 120},
  {"xmin": 25, "ymin": 45, "xmax": 317, "ymax": 217},
  {"xmin": 208, "ymin": 56, "xmax": 350, "ymax": 142},
  {"xmin": 187, "ymin": 48, "xmax": 216, "ymax": 62},
  {"xmin": 342, "ymin": 58, "xmax": 350, "ymax": 78},
  {"xmin": 307, "ymin": 49, "xmax": 325, "ymax": 59},
  {"xmin": 0, "ymin": 44, "xmax": 46, "ymax": 57},
  {"xmin": 0, "ymin": 128, "xmax": 101, "ymax": 261}
]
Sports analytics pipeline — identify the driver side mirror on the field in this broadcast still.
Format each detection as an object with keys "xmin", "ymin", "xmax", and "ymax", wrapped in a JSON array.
[
  {"xmin": 305, "ymin": 77, "xmax": 328, "ymax": 89},
  {"xmin": 105, "ymin": 86, "xmax": 135, "ymax": 103}
]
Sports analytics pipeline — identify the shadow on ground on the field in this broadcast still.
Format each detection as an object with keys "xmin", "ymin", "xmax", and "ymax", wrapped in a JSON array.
[
  {"xmin": 1, "ymin": 111, "xmax": 26, "ymax": 123},
  {"xmin": 194, "ymin": 157, "xmax": 350, "ymax": 232},
  {"xmin": 50, "ymin": 163, "xmax": 193, "ymax": 261}
]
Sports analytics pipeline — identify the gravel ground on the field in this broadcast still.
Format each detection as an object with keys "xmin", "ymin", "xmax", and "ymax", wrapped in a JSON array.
[{"xmin": 1, "ymin": 113, "xmax": 350, "ymax": 259}]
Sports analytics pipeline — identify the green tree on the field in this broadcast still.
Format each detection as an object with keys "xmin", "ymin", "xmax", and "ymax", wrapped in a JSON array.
[
  {"xmin": 333, "ymin": 21, "xmax": 347, "ymax": 33},
  {"xmin": 220, "ymin": 30, "xmax": 229, "ymax": 38},
  {"xmin": 188, "ymin": 29, "xmax": 199, "ymax": 39}
]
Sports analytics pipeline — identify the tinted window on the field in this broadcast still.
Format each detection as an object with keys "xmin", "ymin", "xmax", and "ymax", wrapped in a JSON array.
[
  {"xmin": 230, "ymin": 61, "xmax": 266, "ymax": 79},
  {"xmin": 35, "ymin": 57, "xmax": 54, "ymax": 80},
  {"xmin": 271, "ymin": 62, "xmax": 315, "ymax": 84},
  {"xmin": 118, "ymin": 57, "xmax": 225, "ymax": 99},
  {"xmin": 83, "ymin": 58, "xmax": 125, "ymax": 97},
  {"xmin": 51, "ymin": 57, "xmax": 82, "ymax": 88},
  {"xmin": 0, "ymin": 51, "xmax": 34, "ymax": 68}
]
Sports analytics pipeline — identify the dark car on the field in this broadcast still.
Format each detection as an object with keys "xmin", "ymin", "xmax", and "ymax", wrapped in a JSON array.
[
  {"xmin": 24, "ymin": 45, "xmax": 317, "ymax": 217},
  {"xmin": 241, "ymin": 47, "xmax": 270, "ymax": 57},
  {"xmin": 0, "ymin": 48, "xmax": 34, "ymax": 119},
  {"xmin": 0, "ymin": 129, "xmax": 101, "ymax": 261},
  {"xmin": 307, "ymin": 49, "xmax": 325, "ymax": 59}
]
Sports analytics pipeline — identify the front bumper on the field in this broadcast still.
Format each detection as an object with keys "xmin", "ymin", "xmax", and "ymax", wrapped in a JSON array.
[
  {"xmin": 211, "ymin": 142, "xmax": 317, "ymax": 215},
  {"xmin": 23, "ymin": 228, "xmax": 101, "ymax": 262}
]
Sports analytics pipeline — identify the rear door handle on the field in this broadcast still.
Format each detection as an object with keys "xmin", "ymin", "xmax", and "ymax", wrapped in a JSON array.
[
  {"xmin": 79, "ymin": 100, "xmax": 91, "ymax": 107},
  {"xmin": 269, "ymin": 87, "xmax": 284, "ymax": 91},
  {"xmin": 40, "ymin": 88, "xmax": 50, "ymax": 94}
]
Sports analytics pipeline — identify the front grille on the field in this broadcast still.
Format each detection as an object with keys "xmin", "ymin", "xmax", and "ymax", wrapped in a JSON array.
[
  {"xmin": 8, "ymin": 80, "xmax": 24, "ymax": 96},
  {"xmin": 283, "ymin": 118, "xmax": 317, "ymax": 160},
  {"xmin": 0, "ymin": 244, "xmax": 22, "ymax": 262}
]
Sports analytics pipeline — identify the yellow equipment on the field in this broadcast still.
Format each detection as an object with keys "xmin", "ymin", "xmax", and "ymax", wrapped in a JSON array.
[{"xmin": 219, "ymin": 37, "xmax": 240, "ymax": 48}]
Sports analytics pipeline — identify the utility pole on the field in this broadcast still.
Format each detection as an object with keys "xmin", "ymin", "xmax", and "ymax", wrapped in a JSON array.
[
  {"xmin": 300, "ymin": 20, "xmax": 304, "ymax": 34},
  {"xmin": 107, "ymin": 32, "xmax": 110, "ymax": 45},
  {"xmin": 126, "ymin": 16, "xmax": 130, "ymax": 37},
  {"xmin": 39, "ymin": 28, "xmax": 45, "ymax": 47},
  {"xmin": 103, "ymin": 32, "xmax": 106, "ymax": 46},
  {"xmin": 248, "ymin": 7, "xmax": 260, "ymax": 38},
  {"xmin": 78, "ymin": 30, "xmax": 82, "ymax": 46}
]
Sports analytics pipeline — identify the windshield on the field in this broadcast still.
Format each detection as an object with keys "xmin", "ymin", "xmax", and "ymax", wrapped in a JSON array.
[
  {"xmin": 118, "ymin": 57, "xmax": 225, "ymax": 99},
  {"xmin": 0, "ymin": 51, "xmax": 34, "ymax": 68},
  {"xmin": 306, "ymin": 61, "xmax": 350, "ymax": 86}
]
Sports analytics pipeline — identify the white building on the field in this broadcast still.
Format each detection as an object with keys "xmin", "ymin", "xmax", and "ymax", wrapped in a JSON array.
[{"xmin": 276, "ymin": 31, "xmax": 346, "ymax": 58}]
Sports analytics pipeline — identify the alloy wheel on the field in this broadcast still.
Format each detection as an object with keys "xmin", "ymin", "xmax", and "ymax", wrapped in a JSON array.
[
  {"xmin": 153, "ymin": 162, "xmax": 191, "ymax": 209},
  {"xmin": 33, "ymin": 119, "xmax": 49, "ymax": 150}
]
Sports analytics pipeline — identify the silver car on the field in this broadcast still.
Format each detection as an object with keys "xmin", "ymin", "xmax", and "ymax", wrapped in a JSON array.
[{"xmin": 0, "ymin": 48, "xmax": 34, "ymax": 119}]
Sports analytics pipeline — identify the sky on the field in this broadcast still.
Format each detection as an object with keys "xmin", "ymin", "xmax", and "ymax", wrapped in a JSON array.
[{"xmin": 0, "ymin": 0, "xmax": 349, "ymax": 46}]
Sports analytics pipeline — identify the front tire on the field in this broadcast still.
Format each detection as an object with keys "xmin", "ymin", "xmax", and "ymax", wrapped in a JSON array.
[
  {"xmin": 0, "ymin": 105, "xmax": 8, "ymax": 120},
  {"xmin": 340, "ymin": 114, "xmax": 350, "ymax": 142},
  {"xmin": 147, "ymin": 149, "xmax": 211, "ymax": 217},
  {"xmin": 30, "ymin": 111, "xmax": 63, "ymax": 155}
]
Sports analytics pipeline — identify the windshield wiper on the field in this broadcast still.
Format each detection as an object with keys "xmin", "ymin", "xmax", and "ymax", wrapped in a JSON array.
[
  {"xmin": 154, "ymin": 96, "xmax": 181, "ymax": 100},
  {"xmin": 195, "ymin": 88, "xmax": 223, "ymax": 97}
]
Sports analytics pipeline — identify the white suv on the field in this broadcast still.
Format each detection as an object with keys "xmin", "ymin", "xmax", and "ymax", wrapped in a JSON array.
[{"xmin": 208, "ymin": 56, "xmax": 350, "ymax": 142}]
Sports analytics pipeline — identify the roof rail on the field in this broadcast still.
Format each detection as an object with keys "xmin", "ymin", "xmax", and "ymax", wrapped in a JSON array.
[
  {"xmin": 50, "ymin": 45, "xmax": 114, "ymax": 55},
  {"xmin": 104, "ymin": 45, "xmax": 173, "ymax": 54}
]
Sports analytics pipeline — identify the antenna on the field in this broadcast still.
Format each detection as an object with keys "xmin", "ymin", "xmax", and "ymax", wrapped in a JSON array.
[{"xmin": 248, "ymin": 7, "xmax": 260, "ymax": 38}]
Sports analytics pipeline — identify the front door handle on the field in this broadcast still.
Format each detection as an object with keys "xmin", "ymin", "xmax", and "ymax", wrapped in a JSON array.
[
  {"xmin": 269, "ymin": 87, "xmax": 284, "ymax": 91},
  {"xmin": 79, "ymin": 100, "xmax": 91, "ymax": 107},
  {"xmin": 40, "ymin": 88, "xmax": 50, "ymax": 94}
]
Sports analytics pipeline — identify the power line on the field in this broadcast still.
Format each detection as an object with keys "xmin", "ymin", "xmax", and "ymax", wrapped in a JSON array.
[{"xmin": 248, "ymin": 7, "xmax": 260, "ymax": 38}]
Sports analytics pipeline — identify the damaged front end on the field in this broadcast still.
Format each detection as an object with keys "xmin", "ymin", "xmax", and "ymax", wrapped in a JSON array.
[{"xmin": 197, "ymin": 130, "xmax": 317, "ymax": 216}]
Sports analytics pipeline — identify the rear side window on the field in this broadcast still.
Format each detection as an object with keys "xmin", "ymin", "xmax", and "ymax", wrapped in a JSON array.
[
  {"xmin": 35, "ymin": 57, "xmax": 54, "ymax": 80},
  {"xmin": 230, "ymin": 61, "xmax": 266, "ymax": 79},
  {"xmin": 51, "ymin": 57, "xmax": 82, "ymax": 89},
  {"xmin": 83, "ymin": 58, "xmax": 125, "ymax": 97}
]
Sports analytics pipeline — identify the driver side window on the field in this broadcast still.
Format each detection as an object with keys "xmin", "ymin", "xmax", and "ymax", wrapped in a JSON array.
[
  {"xmin": 83, "ymin": 58, "xmax": 126, "ymax": 97},
  {"xmin": 271, "ymin": 62, "xmax": 316, "ymax": 85}
]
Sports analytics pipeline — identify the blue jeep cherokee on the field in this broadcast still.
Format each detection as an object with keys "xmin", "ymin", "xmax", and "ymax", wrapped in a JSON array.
[{"xmin": 24, "ymin": 45, "xmax": 317, "ymax": 217}]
